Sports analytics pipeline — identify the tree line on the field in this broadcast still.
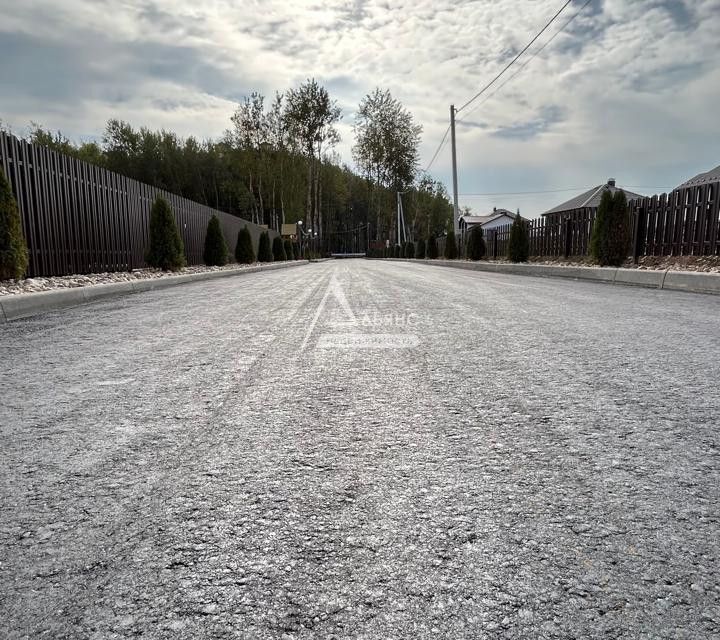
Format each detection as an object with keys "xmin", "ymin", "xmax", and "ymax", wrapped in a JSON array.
[{"xmin": 11, "ymin": 80, "xmax": 453, "ymax": 252}]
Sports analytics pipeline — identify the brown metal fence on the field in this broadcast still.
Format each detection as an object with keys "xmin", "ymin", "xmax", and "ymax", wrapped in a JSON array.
[
  {"xmin": 0, "ymin": 131, "xmax": 277, "ymax": 278},
  {"xmin": 486, "ymin": 183, "xmax": 720, "ymax": 261}
]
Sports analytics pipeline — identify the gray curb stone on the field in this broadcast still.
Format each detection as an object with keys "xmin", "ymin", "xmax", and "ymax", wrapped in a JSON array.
[
  {"xmin": 378, "ymin": 258, "xmax": 720, "ymax": 296},
  {"xmin": 613, "ymin": 268, "xmax": 666, "ymax": 288},
  {"xmin": 0, "ymin": 261, "xmax": 310, "ymax": 323},
  {"xmin": 663, "ymin": 269, "xmax": 720, "ymax": 294}
]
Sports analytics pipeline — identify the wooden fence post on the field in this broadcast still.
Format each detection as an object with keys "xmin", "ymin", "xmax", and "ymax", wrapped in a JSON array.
[
  {"xmin": 632, "ymin": 206, "xmax": 646, "ymax": 264},
  {"xmin": 563, "ymin": 219, "xmax": 572, "ymax": 258}
]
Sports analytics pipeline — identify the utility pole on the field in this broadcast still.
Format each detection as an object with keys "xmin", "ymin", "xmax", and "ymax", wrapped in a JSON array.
[
  {"xmin": 450, "ymin": 105, "xmax": 460, "ymax": 237},
  {"xmin": 397, "ymin": 191, "xmax": 401, "ymax": 246}
]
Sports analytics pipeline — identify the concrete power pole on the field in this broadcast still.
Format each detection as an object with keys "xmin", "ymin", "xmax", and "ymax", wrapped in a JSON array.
[{"xmin": 450, "ymin": 105, "xmax": 460, "ymax": 237}]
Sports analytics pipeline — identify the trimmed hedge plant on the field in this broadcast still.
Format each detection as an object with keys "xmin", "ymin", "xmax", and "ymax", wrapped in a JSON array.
[{"xmin": 146, "ymin": 196, "xmax": 185, "ymax": 271}]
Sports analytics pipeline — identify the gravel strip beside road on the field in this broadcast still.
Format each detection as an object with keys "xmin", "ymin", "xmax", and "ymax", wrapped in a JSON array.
[
  {"xmin": 1, "ymin": 260, "xmax": 718, "ymax": 639},
  {"xmin": 0, "ymin": 261, "xmax": 302, "ymax": 297}
]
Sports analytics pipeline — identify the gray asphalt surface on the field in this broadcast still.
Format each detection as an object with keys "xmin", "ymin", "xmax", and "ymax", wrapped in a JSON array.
[{"xmin": 1, "ymin": 259, "xmax": 719, "ymax": 639}]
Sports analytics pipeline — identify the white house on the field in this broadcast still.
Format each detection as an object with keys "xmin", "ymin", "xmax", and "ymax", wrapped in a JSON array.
[{"xmin": 458, "ymin": 207, "xmax": 519, "ymax": 241}]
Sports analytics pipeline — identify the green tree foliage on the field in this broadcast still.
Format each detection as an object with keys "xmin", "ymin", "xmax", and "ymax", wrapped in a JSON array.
[
  {"xmin": 146, "ymin": 197, "xmax": 185, "ymax": 271},
  {"xmin": 353, "ymin": 89, "xmax": 422, "ymax": 240},
  {"xmin": 272, "ymin": 235, "xmax": 287, "ymax": 261},
  {"xmin": 467, "ymin": 225, "xmax": 486, "ymax": 261},
  {"xmin": 426, "ymin": 235, "xmax": 438, "ymax": 259},
  {"xmin": 415, "ymin": 238, "xmax": 426, "ymax": 259},
  {"xmin": 444, "ymin": 230, "xmax": 458, "ymax": 259},
  {"xmin": 257, "ymin": 231, "xmax": 274, "ymax": 262},
  {"xmin": 284, "ymin": 79, "xmax": 341, "ymax": 233},
  {"xmin": 507, "ymin": 216, "xmax": 530, "ymax": 262},
  {"xmin": 590, "ymin": 190, "xmax": 630, "ymax": 266},
  {"xmin": 0, "ymin": 167, "xmax": 29, "ymax": 280},
  {"xmin": 235, "ymin": 227, "xmax": 256, "ymax": 264},
  {"xmin": 283, "ymin": 239, "xmax": 294, "ymax": 260},
  {"xmin": 16, "ymin": 82, "xmax": 453, "ymax": 258},
  {"xmin": 203, "ymin": 214, "xmax": 228, "ymax": 266}
]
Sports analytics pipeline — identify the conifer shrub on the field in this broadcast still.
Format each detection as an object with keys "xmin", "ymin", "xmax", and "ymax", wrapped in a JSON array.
[
  {"xmin": 235, "ymin": 227, "xmax": 256, "ymax": 264},
  {"xmin": 507, "ymin": 215, "xmax": 530, "ymax": 262},
  {"xmin": 590, "ymin": 190, "xmax": 630, "ymax": 266},
  {"xmin": 203, "ymin": 214, "xmax": 228, "ymax": 266},
  {"xmin": 416, "ymin": 238, "xmax": 426, "ymax": 259},
  {"xmin": 394, "ymin": 244, "xmax": 401, "ymax": 258},
  {"xmin": 467, "ymin": 225, "xmax": 487, "ymax": 261},
  {"xmin": 272, "ymin": 235, "xmax": 287, "ymax": 261},
  {"xmin": 608, "ymin": 190, "xmax": 631, "ymax": 265},
  {"xmin": 403, "ymin": 241, "xmax": 415, "ymax": 259},
  {"xmin": 283, "ymin": 239, "xmax": 294, "ymax": 260},
  {"xmin": 426, "ymin": 236, "xmax": 438, "ymax": 259},
  {"xmin": 146, "ymin": 196, "xmax": 186, "ymax": 271},
  {"xmin": 0, "ymin": 166, "xmax": 29, "ymax": 280},
  {"xmin": 257, "ymin": 231, "xmax": 274, "ymax": 262},
  {"xmin": 444, "ymin": 230, "xmax": 458, "ymax": 259}
]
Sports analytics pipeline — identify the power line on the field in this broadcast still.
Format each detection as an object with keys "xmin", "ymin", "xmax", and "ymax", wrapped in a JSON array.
[
  {"xmin": 459, "ymin": 0, "xmax": 593, "ymax": 123},
  {"xmin": 456, "ymin": 0, "xmax": 575, "ymax": 113},
  {"xmin": 422, "ymin": 0, "xmax": 589, "ymax": 174},
  {"xmin": 459, "ymin": 185, "xmax": 673, "ymax": 197},
  {"xmin": 423, "ymin": 124, "xmax": 451, "ymax": 173}
]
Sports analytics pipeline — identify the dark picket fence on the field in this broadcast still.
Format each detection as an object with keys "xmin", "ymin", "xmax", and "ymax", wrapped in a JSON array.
[
  {"xmin": 0, "ymin": 131, "xmax": 277, "ymax": 278},
  {"xmin": 485, "ymin": 183, "xmax": 720, "ymax": 261}
]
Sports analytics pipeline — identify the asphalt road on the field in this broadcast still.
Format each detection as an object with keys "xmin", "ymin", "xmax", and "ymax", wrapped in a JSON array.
[{"xmin": 1, "ymin": 259, "xmax": 719, "ymax": 639}]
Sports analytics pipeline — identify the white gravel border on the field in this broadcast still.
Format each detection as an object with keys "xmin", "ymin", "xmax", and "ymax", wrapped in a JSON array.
[
  {"xmin": 0, "ymin": 261, "xmax": 310, "ymax": 323},
  {"xmin": 0, "ymin": 261, "xmax": 305, "ymax": 297}
]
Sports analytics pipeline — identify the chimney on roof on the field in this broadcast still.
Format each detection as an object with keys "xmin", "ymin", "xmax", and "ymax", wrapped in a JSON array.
[
  {"xmin": 493, "ymin": 206, "xmax": 497, "ymax": 212},
  {"xmin": 607, "ymin": 178, "xmax": 616, "ymax": 187}
]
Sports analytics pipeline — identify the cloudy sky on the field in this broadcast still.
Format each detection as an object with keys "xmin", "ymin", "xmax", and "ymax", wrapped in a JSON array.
[{"xmin": 1, "ymin": 0, "xmax": 718, "ymax": 216}]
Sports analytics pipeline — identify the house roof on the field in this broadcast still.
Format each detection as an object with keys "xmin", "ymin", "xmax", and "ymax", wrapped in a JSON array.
[
  {"xmin": 675, "ymin": 164, "xmax": 720, "ymax": 190},
  {"xmin": 459, "ymin": 209, "xmax": 517, "ymax": 226},
  {"xmin": 542, "ymin": 179, "xmax": 645, "ymax": 216}
]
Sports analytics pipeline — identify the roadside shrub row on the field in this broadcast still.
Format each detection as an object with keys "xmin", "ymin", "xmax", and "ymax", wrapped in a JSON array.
[
  {"xmin": 146, "ymin": 197, "xmax": 301, "ymax": 271},
  {"xmin": 0, "ymin": 170, "xmax": 637, "ymax": 279}
]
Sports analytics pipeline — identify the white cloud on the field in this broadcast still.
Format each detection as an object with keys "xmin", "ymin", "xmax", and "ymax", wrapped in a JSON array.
[{"xmin": 0, "ymin": 0, "xmax": 718, "ymax": 215}]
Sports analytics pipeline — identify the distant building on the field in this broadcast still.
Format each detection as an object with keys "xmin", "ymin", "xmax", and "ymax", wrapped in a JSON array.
[
  {"xmin": 542, "ymin": 179, "xmax": 645, "ymax": 223},
  {"xmin": 459, "ymin": 207, "xmax": 519, "ymax": 239},
  {"xmin": 281, "ymin": 223, "xmax": 298, "ymax": 240},
  {"xmin": 672, "ymin": 164, "xmax": 720, "ymax": 193}
]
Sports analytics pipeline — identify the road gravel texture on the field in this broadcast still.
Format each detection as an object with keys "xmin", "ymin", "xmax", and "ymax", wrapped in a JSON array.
[{"xmin": 1, "ymin": 259, "xmax": 718, "ymax": 639}]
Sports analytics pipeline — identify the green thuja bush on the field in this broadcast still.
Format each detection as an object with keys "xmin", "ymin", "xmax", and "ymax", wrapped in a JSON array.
[
  {"xmin": 0, "ymin": 166, "xmax": 29, "ymax": 280},
  {"xmin": 394, "ymin": 244, "xmax": 401, "ymax": 258},
  {"xmin": 404, "ymin": 241, "xmax": 415, "ymax": 259},
  {"xmin": 507, "ymin": 216, "xmax": 529, "ymax": 262},
  {"xmin": 590, "ymin": 190, "xmax": 630, "ymax": 266},
  {"xmin": 257, "ymin": 231, "xmax": 274, "ymax": 262},
  {"xmin": 203, "ymin": 215, "xmax": 228, "ymax": 266},
  {"xmin": 467, "ymin": 225, "xmax": 486, "ymax": 261},
  {"xmin": 283, "ymin": 239, "xmax": 294, "ymax": 260},
  {"xmin": 235, "ymin": 227, "xmax": 256, "ymax": 263},
  {"xmin": 608, "ymin": 190, "xmax": 630, "ymax": 265},
  {"xmin": 444, "ymin": 229, "xmax": 458, "ymax": 259},
  {"xmin": 272, "ymin": 235, "xmax": 287, "ymax": 261},
  {"xmin": 426, "ymin": 236, "xmax": 438, "ymax": 259},
  {"xmin": 146, "ymin": 196, "xmax": 185, "ymax": 271},
  {"xmin": 415, "ymin": 238, "xmax": 426, "ymax": 259}
]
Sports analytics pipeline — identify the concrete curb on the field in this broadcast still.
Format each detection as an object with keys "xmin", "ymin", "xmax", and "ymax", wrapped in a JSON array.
[
  {"xmin": 0, "ymin": 261, "xmax": 310, "ymax": 323},
  {"xmin": 377, "ymin": 258, "xmax": 720, "ymax": 296}
]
